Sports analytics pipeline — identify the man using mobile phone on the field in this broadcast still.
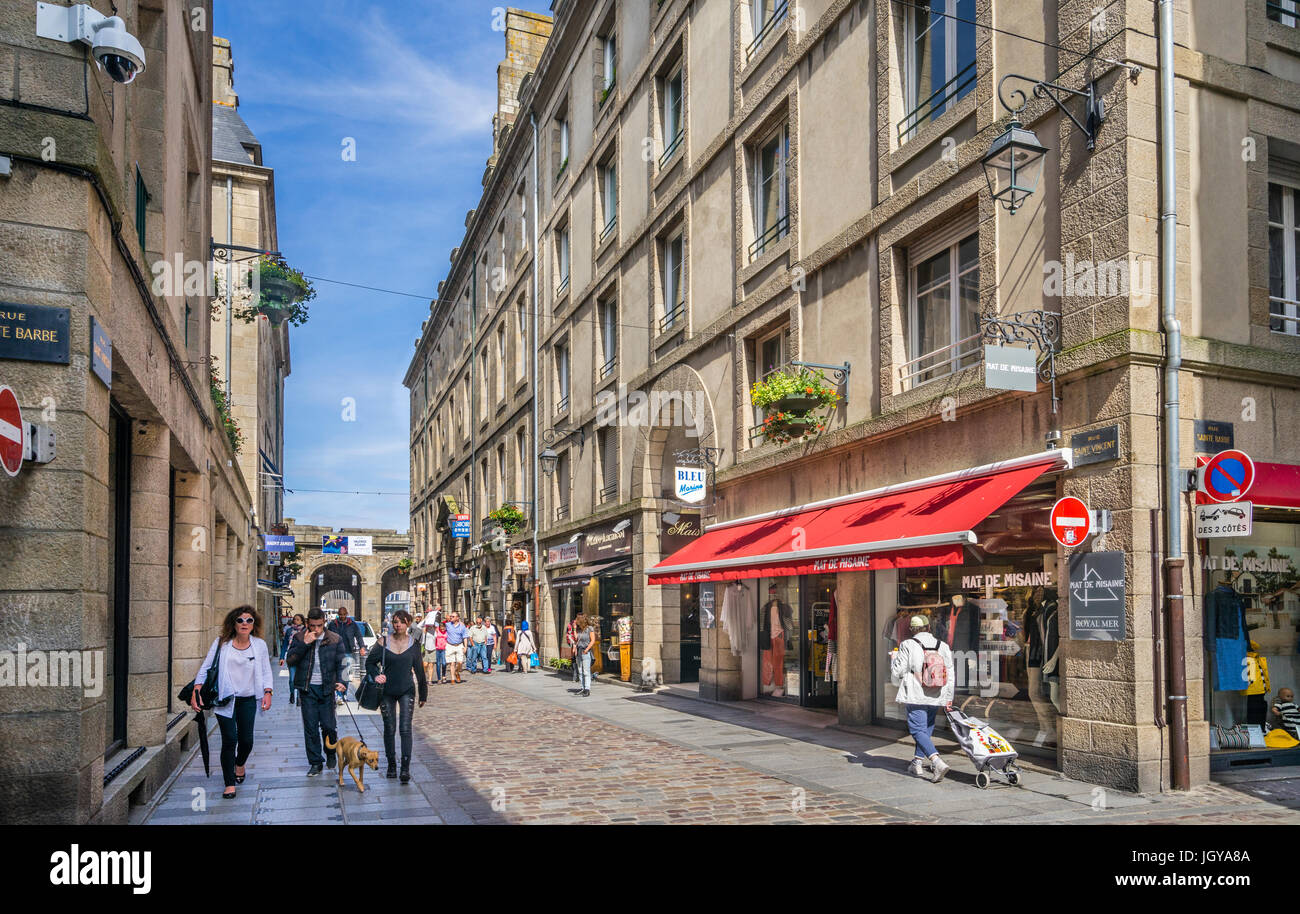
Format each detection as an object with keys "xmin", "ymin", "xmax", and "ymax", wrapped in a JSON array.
[{"xmin": 286, "ymin": 608, "xmax": 348, "ymax": 777}]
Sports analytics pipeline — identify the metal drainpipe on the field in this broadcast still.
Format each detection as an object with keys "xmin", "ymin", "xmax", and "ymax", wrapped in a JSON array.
[
  {"xmin": 225, "ymin": 175, "xmax": 233, "ymax": 405},
  {"xmin": 530, "ymin": 110, "xmax": 541, "ymax": 633},
  {"xmin": 1158, "ymin": 0, "xmax": 1189, "ymax": 791},
  {"xmin": 470, "ymin": 251, "xmax": 478, "ymax": 599}
]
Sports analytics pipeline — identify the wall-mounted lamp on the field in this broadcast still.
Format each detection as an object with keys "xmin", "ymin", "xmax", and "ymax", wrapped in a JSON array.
[
  {"xmin": 661, "ymin": 511, "xmax": 681, "ymax": 526},
  {"xmin": 612, "ymin": 519, "xmax": 631, "ymax": 534}
]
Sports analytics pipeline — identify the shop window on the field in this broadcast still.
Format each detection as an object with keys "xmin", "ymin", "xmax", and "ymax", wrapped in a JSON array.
[
  {"xmin": 898, "ymin": 0, "xmax": 977, "ymax": 143},
  {"xmin": 900, "ymin": 222, "xmax": 980, "ymax": 390},
  {"xmin": 749, "ymin": 123, "xmax": 790, "ymax": 260},
  {"xmin": 1268, "ymin": 171, "xmax": 1300, "ymax": 336},
  {"xmin": 873, "ymin": 482, "xmax": 1061, "ymax": 749},
  {"xmin": 1204, "ymin": 521, "xmax": 1300, "ymax": 754}
]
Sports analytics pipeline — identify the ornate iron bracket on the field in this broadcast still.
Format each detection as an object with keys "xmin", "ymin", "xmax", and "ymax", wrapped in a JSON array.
[
  {"xmin": 210, "ymin": 240, "xmax": 279, "ymax": 263},
  {"xmin": 978, "ymin": 309, "xmax": 1062, "ymax": 415},
  {"xmin": 169, "ymin": 354, "xmax": 214, "ymax": 384},
  {"xmin": 997, "ymin": 73, "xmax": 1112, "ymax": 151},
  {"xmin": 789, "ymin": 359, "xmax": 851, "ymax": 385},
  {"xmin": 541, "ymin": 424, "xmax": 585, "ymax": 448}
]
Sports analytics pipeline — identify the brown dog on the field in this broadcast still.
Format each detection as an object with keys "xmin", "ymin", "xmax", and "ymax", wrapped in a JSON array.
[{"xmin": 324, "ymin": 735, "xmax": 379, "ymax": 793}]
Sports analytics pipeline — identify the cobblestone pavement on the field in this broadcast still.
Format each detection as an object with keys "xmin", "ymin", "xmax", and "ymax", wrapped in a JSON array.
[{"xmin": 138, "ymin": 663, "xmax": 1300, "ymax": 825}]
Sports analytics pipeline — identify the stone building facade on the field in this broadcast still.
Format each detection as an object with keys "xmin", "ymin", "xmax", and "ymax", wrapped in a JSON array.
[
  {"xmin": 282, "ymin": 521, "xmax": 411, "ymax": 627},
  {"xmin": 409, "ymin": 0, "xmax": 1300, "ymax": 792},
  {"xmin": 0, "ymin": 2, "xmax": 258, "ymax": 823},
  {"xmin": 210, "ymin": 36, "xmax": 290, "ymax": 627}
]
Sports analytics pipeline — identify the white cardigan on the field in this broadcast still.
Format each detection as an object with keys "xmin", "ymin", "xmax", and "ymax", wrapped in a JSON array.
[
  {"xmin": 193, "ymin": 636, "xmax": 275, "ymax": 719},
  {"xmin": 890, "ymin": 632, "xmax": 956, "ymax": 706}
]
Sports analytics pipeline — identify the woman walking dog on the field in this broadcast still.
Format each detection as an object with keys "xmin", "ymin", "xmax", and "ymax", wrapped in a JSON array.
[
  {"xmin": 191, "ymin": 606, "xmax": 276, "ymax": 799},
  {"xmin": 365, "ymin": 609, "xmax": 428, "ymax": 782}
]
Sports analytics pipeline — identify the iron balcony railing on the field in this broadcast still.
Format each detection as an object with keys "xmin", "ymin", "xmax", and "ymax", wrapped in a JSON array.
[
  {"xmin": 896, "ymin": 60, "xmax": 977, "ymax": 144},
  {"xmin": 659, "ymin": 130, "xmax": 684, "ymax": 168},
  {"xmin": 556, "ymin": 394, "xmax": 570, "ymax": 414},
  {"xmin": 658, "ymin": 301, "xmax": 686, "ymax": 334},
  {"xmin": 896, "ymin": 331, "xmax": 983, "ymax": 391},
  {"xmin": 600, "ymin": 216, "xmax": 617, "ymax": 243},
  {"xmin": 1270, "ymin": 295, "xmax": 1300, "ymax": 335},
  {"xmin": 555, "ymin": 504, "xmax": 570, "ymax": 522},
  {"xmin": 748, "ymin": 214, "xmax": 789, "ymax": 260},
  {"xmin": 600, "ymin": 481, "xmax": 618, "ymax": 502},
  {"xmin": 599, "ymin": 354, "xmax": 618, "ymax": 380},
  {"xmin": 746, "ymin": 0, "xmax": 789, "ymax": 62},
  {"xmin": 557, "ymin": 275, "xmax": 569, "ymax": 297}
]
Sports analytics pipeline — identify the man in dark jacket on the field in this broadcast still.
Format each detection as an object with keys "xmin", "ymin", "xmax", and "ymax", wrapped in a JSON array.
[
  {"xmin": 327, "ymin": 606, "xmax": 366, "ymax": 704},
  {"xmin": 286, "ymin": 608, "xmax": 347, "ymax": 776}
]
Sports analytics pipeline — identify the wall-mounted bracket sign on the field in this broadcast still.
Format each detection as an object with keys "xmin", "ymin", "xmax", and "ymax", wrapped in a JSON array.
[
  {"xmin": 90, "ymin": 316, "xmax": 112, "ymax": 387},
  {"xmin": 0, "ymin": 303, "xmax": 70, "ymax": 364}
]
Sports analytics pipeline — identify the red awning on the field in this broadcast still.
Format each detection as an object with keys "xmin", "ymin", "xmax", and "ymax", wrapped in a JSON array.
[
  {"xmin": 649, "ymin": 452, "xmax": 1065, "ymax": 585},
  {"xmin": 1195, "ymin": 459, "xmax": 1300, "ymax": 509}
]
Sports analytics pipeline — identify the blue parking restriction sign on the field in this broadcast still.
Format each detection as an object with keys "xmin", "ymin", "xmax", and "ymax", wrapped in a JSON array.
[{"xmin": 1199, "ymin": 449, "xmax": 1255, "ymax": 503}]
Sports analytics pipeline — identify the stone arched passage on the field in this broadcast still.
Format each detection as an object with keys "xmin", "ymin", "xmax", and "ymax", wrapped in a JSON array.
[
  {"xmin": 311, "ymin": 563, "xmax": 362, "ymax": 618},
  {"xmin": 628, "ymin": 366, "xmax": 718, "ymax": 686}
]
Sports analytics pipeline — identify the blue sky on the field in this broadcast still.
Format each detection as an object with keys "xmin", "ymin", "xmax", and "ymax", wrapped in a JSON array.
[{"xmin": 213, "ymin": 1, "xmax": 519, "ymax": 532}]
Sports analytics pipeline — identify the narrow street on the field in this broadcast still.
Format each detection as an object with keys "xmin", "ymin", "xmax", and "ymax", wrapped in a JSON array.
[{"xmin": 139, "ymin": 666, "xmax": 1300, "ymax": 826}]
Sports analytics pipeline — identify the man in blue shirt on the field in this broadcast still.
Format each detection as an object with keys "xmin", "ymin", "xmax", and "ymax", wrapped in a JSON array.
[{"xmin": 443, "ymin": 611, "xmax": 469, "ymax": 683}]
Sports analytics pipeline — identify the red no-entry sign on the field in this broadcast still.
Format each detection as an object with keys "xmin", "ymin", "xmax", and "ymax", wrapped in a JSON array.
[
  {"xmin": 0, "ymin": 385, "xmax": 24, "ymax": 477},
  {"xmin": 1050, "ymin": 496, "xmax": 1091, "ymax": 548},
  {"xmin": 1199, "ymin": 449, "xmax": 1255, "ymax": 503}
]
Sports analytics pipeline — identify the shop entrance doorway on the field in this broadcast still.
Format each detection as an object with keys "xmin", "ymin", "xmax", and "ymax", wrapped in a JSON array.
[{"xmin": 756, "ymin": 575, "xmax": 838, "ymax": 709}]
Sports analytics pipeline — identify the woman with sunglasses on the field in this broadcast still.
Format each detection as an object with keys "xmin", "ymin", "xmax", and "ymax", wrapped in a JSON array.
[{"xmin": 191, "ymin": 606, "xmax": 276, "ymax": 799}]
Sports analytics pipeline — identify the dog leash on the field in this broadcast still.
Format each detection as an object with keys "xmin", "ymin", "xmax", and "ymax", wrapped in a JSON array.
[{"xmin": 338, "ymin": 694, "xmax": 368, "ymax": 745}]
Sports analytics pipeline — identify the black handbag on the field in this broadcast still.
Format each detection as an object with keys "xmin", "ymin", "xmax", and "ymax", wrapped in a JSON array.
[
  {"xmin": 177, "ymin": 639, "xmax": 230, "ymax": 709},
  {"xmin": 356, "ymin": 641, "xmax": 384, "ymax": 711}
]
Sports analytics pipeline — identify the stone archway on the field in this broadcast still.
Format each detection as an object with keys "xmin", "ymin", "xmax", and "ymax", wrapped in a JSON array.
[
  {"xmin": 311, "ymin": 563, "xmax": 363, "ymax": 617},
  {"xmin": 628, "ymin": 365, "xmax": 717, "ymax": 686}
]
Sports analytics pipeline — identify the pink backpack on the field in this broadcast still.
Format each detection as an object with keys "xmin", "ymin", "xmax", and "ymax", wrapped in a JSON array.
[{"xmin": 914, "ymin": 638, "xmax": 947, "ymax": 688}]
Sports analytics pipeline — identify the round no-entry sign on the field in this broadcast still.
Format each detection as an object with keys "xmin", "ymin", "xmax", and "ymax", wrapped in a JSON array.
[
  {"xmin": 0, "ymin": 385, "xmax": 24, "ymax": 477},
  {"xmin": 1050, "ymin": 496, "xmax": 1091, "ymax": 548},
  {"xmin": 1200, "ymin": 449, "xmax": 1255, "ymax": 503}
]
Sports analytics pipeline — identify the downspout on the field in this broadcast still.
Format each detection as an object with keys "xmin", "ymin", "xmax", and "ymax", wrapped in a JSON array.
[
  {"xmin": 530, "ymin": 110, "xmax": 541, "ymax": 632},
  {"xmin": 470, "ymin": 251, "xmax": 478, "ymax": 618},
  {"xmin": 1158, "ymin": 0, "xmax": 1189, "ymax": 791},
  {"xmin": 225, "ymin": 175, "xmax": 233, "ymax": 405}
]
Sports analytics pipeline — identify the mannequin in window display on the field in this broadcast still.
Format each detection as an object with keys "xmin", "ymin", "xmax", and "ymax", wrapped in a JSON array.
[
  {"xmin": 1022, "ymin": 586, "xmax": 1062, "ymax": 735},
  {"xmin": 759, "ymin": 584, "xmax": 795, "ymax": 697},
  {"xmin": 933, "ymin": 594, "xmax": 978, "ymax": 692}
]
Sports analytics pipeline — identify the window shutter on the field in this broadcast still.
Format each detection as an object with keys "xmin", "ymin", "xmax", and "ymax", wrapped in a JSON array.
[
  {"xmin": 602, "ymin": 428, "xmax": 618, "ymax": 493},
  {"xmin": 908, "ymin": 207, "xmax": 979, "ymax": 265}
]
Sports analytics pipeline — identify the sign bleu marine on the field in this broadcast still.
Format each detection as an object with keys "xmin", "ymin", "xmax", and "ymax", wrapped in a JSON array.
[{"xmin": 0, "ymin": 303, "xmax": 71, "ymax": 364}]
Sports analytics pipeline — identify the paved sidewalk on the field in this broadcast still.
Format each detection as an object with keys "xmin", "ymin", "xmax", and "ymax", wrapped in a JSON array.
[
  {"xmin": 138, "ymin": 667, "xmax": 472, "ymax": 825},
  {"xmin": 138, "ymin": 663, "xmax": 1300, "ymax": 825},
  {"xmin": 486, "ymin": 668, "xmax": 1300, "ymax": 825}
]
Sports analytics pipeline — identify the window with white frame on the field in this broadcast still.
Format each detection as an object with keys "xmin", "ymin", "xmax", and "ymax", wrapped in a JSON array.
[
  {"xmin": 497, "ymin": 221, "xmax": 507, "ymax": 297},
  {"xmin": 479, "ymin": 350, "xmax": 490, "ymax": 421},
  {"xmin": 600, "ymin": 155, "xmax": 618, "ymax": 240},
  {"xmin": 556, "ymin": 222, "xmax": 570, "ymax": 294},
  {"xmin": 1269, "ymin": 171, "xmax": 1300, "ymax": 335},
  {"xmin": 555, "ymin": 341, "xmax": 570, "ymax": 414},
  {"xmin": 659, "ymin": 230, "xmax": 685, "ymax": 332},
  {"xmin": 1269, "ymin": 0, "xmax": 1297, "ymax": 26},
  {"xmin": 748, "ymin": 0, "xmax": 789, "ymax": 59},
  {"xmin": 496, "ymin": 444, "xmax": 506, "ymax": 505},
  {"xmin": 515, "ymin": 296, "xmax": 527, "ymax": 380},
  {"xmin": 515, "ymin": 428, "xmax": 527, "ymax": 502},
  {"xmin": 900, "ymin": 0, "xmax": 976, "ymax": 142},
  {"xmin": 554, "ymin": 450, "xmax": 571, "ymax": 521},
  {"xmin": 556, "ymin": 109, "xmax": 570, "ymax": 179},
  {"xmin": 599, "ymin": 296, "xmax": 618, "ymax": 378},
  {"xmin": 518, "ymin": 182, "xmax": 528, "ymax": 249},
  {"xmin": 496, "ymin": 323, "xmax": 506, "ymax": 399},
  {"xmin": 660, "ymin": 64, "xmax": 684, "ymax": 167},
  {"xmin": 750, "ymin": 324, "xmax": 789, "ymax": 430},
  {"xmin": 750, "ymin": 123, "xmax": 790, "ymax": 259},
  {"xmin": 601, "ymin": 34, "xmax": 617, "ymax": 96},
  {"xmin": 901, "ymin": 222, "xmax": 980, "ymax": 389},
  {"xmin": 598, "ymin": 426, "xmax": 618, "ymax": 503}
]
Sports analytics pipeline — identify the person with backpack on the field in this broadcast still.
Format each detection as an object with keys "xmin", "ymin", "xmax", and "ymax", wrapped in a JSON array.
[{"xmin": 890, "ymin": 613, "xmax": 955, "ymax": 782}]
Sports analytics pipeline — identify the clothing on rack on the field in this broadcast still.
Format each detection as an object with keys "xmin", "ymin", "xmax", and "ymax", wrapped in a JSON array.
[
  {"xmin": 1209, "ymin": 585, "xmax": 1250, "ymax": 692},
  {"xmin": 719, "ymin": 582, "xmax": 754, "ymax": 657}
]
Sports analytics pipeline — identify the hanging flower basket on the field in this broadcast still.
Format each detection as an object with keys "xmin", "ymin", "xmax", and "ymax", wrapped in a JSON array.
[
  {"xmin": 751, "ymin": 367, "xmax": 840, "ymax": 444},
  {"xmin": 233, "ymin": 255, "xmax": 315, "ymax": 327},
  {"xmin": 487, "ymin": 503, "xmax": 526, "ymax": 535},
  {"xmin": 773, "ymin": 393, "xmax": 822, "ymax": 413}
]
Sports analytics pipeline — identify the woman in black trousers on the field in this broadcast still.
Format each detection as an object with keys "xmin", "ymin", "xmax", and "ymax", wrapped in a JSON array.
[{"xmin": 366, "ymin": 609, "xmax": 428, "ymax": 782}]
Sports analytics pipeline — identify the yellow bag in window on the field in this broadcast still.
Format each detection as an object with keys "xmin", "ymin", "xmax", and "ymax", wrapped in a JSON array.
[{"xmin": 1264, "ymin": 728, "xmax": 1299, "ymax": 749}]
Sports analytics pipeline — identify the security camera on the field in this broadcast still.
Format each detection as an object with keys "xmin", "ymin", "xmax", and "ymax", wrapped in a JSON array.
[{"xmin": 36, "ymin": 3, "xmax": 147, "ymax": 86}]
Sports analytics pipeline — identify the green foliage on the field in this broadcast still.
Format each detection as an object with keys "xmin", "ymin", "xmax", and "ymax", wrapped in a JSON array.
[
  {"xmin": 397, "ymin": 557, "xmax": 413, "ymax": 574},
  {"xmin": 488, "ymin": 503, "xmax": 526, "ymax": 535},
  {"xmin": 548, "ymin": 657, "xmax": 573, "ymax": 671},
  {"xmin": 208, "ymin": 361, "xmax": 243, "ymax": 455},
  {"xmin": 233, "ymin": 254, "xmax": 315, "ymax": 327},
  {"xmin": 749, "ymin": 368, "xmax": 839, "ymax": 409}
]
